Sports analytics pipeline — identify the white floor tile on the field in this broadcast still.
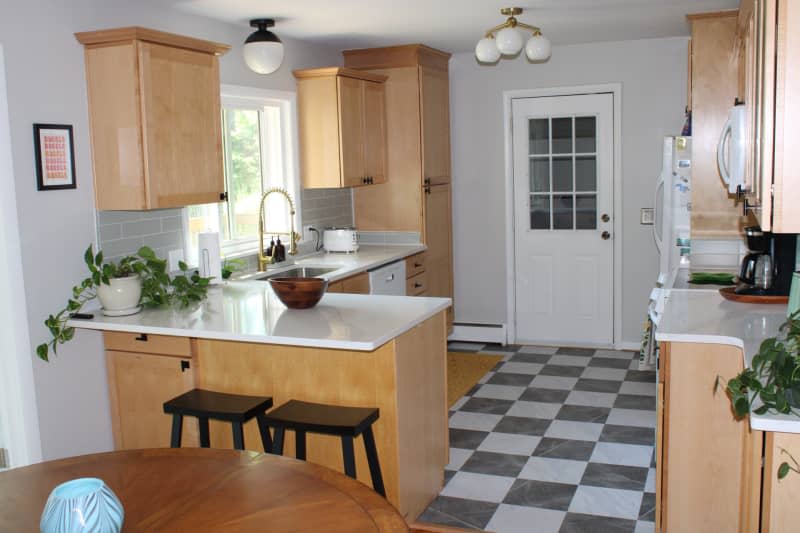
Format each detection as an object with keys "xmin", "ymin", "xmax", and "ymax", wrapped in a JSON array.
[
  {"xmin": 530, "ymin": 375, "xmax": 579, "ymax": 390},
  {"xmin": 645, "ymin": 467, "xmax": 656, "ymax": 493},
  {"xmin": 544, "ymin": 419, "xmax": 604, "ymax": 441},
  {"xmin": 581, "ymin": 367, "xmax": 628, "ymax": 381},
  {"xmin": 569, "ymin": 485, "xmax": 643, "ymax": 520},
  {"xmin": 478, "ymin": 433, "xmax": 541, "ymax": 456},
  {"xmin": 620, "ymin": 381, "xmax": 657, "ymax": 396},
  {"xmin": 486, "ymin": 504, "xmax": 565, "ymax": 533},
  {"xmin": 565, "ymin": 390, "xmax": 617, "ymax": 408},
  {"xmin": 595, "ymin": 349, "xmax": 636, "ymax": 359},
  {"xmin": 635, "ymin": 520, "xmax": 656, "ymax": 533},
  {"xmin": 498, "ymin": 362, "xmax": 544, "ymax": 375},
  {"xmin": 440, "ymin": 471, "xmax": 515, "ymax": 503},
  {"xmin": 518, "ymin": 345, "xmax": 559, "ymax": 355},
  {"xmin": 473, "ymin": 384, "xmax": 526, "ymax": 401},
  {"xmin": 549, "ymin": 354, "xmax": 591, "ymax": 367},
  {"xmin": 450, "ymin": 396, "xmax": 469, "ymax": 411},
  {"xmin": 519, "ymin": 456, "xmax": 588, "ymax": 485},
  {"xmin": 506, "ymin": 400, "xmax": 562, "ymax": 419},
  {"xmin": 606, "ymin": 408, "xmax": 657, "ymax": 428},
  {"xmin": 446, "ymin": 448, "xmax": 474, "ymax": 471},
  {"xmin": 449, "ymin": 411, "xmax": 502, "ymax": 432},
  {"xmin": 591, "ymin": 442, "xmax": 653, "ymax": 467}
]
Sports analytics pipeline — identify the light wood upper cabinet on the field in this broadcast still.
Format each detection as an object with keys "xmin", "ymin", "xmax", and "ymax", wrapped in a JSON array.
[
  {"xmin": 75, "ymin": 27, "xmax": 229, "ymax": 210},
  {"xmin": 420, "ymin": 66, "xmax": 451, "ymax": 185},
  {"xmin": 294, "ymin": 68, "xmax": 387, "ymax": 189}
]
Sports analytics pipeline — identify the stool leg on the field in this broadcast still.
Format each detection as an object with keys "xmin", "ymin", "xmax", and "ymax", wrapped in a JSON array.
[
  {"xmin": 341, "ymin": 436, "xmax": 356, "ymax": 479},
  {"xmin": 231, "ymin": 422, "xmax": 245, "ymax": 451},
  {"xmin": 362, "ymin": 427, "xmax": 386, "ymax": 497},
  {"xmin": 169, "ymin": 414, "xmax": 183, "ymax": 448},
  {"xmin": 295, "ymin": 430, "xmax": 307, "ymax": 460},
  {"xmin": 198, "ymin": 417, "xmax": 210, "ymax": 448},
  {"xmin": 273, "ymin": 427, "xmax": 285, "ymax": 455},
  {"xmin": 256, "ymin": 414, "xmax": 273, "ymax": 453}
]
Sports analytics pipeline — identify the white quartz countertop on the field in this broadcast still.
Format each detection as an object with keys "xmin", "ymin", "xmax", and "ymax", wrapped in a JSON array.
[{"xmin": 655, "ymin": 289, "xmax": 796, "ymax": 433}]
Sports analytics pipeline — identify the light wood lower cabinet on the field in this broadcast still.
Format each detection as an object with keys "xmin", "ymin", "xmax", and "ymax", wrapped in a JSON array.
[
  {"xmin": 425, "ymin": 185, "xmax": 454, "ymax": 327},
  {"xmin": 328, "ymin": 271, "xmax": 370, "ymax": 294},
  {"xmin": 762, "ymin": 432, "xmax": 800, "ymax": 531}
]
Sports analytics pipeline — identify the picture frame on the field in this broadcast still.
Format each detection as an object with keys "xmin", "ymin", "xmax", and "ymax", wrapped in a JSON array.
[{"xmin": 33, "ymin": 123, "xmax": 76, "ymax": 191}]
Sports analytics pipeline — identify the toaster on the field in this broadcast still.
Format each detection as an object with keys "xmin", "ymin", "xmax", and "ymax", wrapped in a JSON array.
[{"xmin": 323, "ymin": 228, "xmax": 359, "ymax": 253}]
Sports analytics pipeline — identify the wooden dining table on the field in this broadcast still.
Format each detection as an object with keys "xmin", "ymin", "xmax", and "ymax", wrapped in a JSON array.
[{"xmin": 0, "ymin": 448, "xmax": 410, "ymax": 532}]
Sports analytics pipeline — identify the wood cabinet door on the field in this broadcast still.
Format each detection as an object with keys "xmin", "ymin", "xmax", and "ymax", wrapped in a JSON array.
[
  {"xmin": 362, "ymin": 80, "xmax": 387, "ymax": 185},
  {"xmin": 337, "ymin": 76, "xmax": 366, "ymax": 188},
  {"xmin": 106, "ymin": 351, "xmax": 196, "ymax": 450},
  {"xmin": 340, "ymin": 272, "xmax": 371, "ymax": 294},
  {"xmin": 424, "ymin": 184, "xmax": 453, "ymax": 325},
  {"xmin": 420, "ymin": 66, "xmax": 451, "ymax": 186},
  {"xmin": 138, "ymin": 42, "xmax": 224, "ymax": 209}
]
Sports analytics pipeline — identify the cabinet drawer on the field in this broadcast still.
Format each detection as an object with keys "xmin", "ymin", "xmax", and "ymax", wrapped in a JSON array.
[
  {"xmin": 103, "ymin": 331, "xmax": 191, "ymax": 357},
  {"xmin": 406, "ymin": 271, "xmax": 428, "ymax": 296},
  {"xmin": 405, "ymin": 252, "xmax": 427, "ymax": 278}
]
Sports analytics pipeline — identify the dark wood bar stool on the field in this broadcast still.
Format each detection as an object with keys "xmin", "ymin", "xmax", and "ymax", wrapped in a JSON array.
[
  {"xmin": 163, "ymin": 389, "xmax": 273, "ymax": 452},
  {"xmin": 262, "ymin": 400, "xmax": 386, "ymax": 497}
]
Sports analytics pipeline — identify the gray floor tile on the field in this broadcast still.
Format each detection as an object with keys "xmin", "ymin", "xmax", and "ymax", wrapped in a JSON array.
[
  {"xmin": 589, "ymin": 357, "xmax": 633, "ymax": 369},
  {"xmin": 581, "ymin": 367, "xmax": 628, "ymax": 381},
  {"xmin": 595, "ymin": 349, "xmax": 637, "ymax": 360},
  {"xmin": 441, "ymin": 471, "xmax": 516, "ymax": 503},
  {"xmin": 507, "ymin": 400, "xmax": 562, "ymax": 419},
  {"xmin": 488, "ymin": 372, "xmax": 535, "ymax": 387},
  {"xmin": 560, "ymin": 512, "xmax": 636, "ymax": 533},
  {"xmin": 533, "ymin": 437, "xmax": 596, "ymax": 461},
  {"xmin": 614, "ymin": 394, "xmax": 656, "ymax": 411},
  {"xmin": 545, "ymin": 420, "xmax": 604, "ymax": 441},
  {"xmin": 569, "ymin": 486, "xmax": 643, "ymax": 520},
  {"xmin": 446, "ymin": 448, "xmax": 473, "ymax": 471},
  {"xmin": 550, "ymin": 354, "xmax": 592, "ymax": 367},
  {"xmin": 600, "ymin": 425, "xmax": 655, "ymax": 446},
  {"xmin": 566, "ymin": 390, "xmax": 618, "ymax": 408},
  {"xmin": 512, "ymin": 353, "xmax": 553, "ymax": 364},
  {"xmin": 556, "ymin": 405, "xmax": 610, "ymax": 423},
  {"xmin": 450, "ymin": 411, "xmax": 503, "ymax": 431},
  {"xmin": 580, "ymin": 463, "xmax": 648, "ymax": 491},
  {"xmin": 540, "ymin": 365, "xmax": 585, "ymax": 378},
  {"xmin": 520, "ymin": 387, "xmax": 571, "ymax": 403},
  {"xmin": 518, "ymin": 345, "xmax": 559, "ymax": 355},
  {"xmin": 478, "ymin": 433, "xmax": 541, "ymax": 456},
  {"xmin": 473, "ymin": 384, "xmax": 526, "ymax": 401},
  {"xmin": 460, "ymin": 450, "xmax": 528, "ymax": 477},
  {"xmin": 634, "ymin": 521, "xmax": 655, "ymax": 533},
  {"xmin": 460, "ymin": 397, "xmax": 515, "ymax": 415},
  {"xmin": 484, "ymin": 343, "xmax": 522, "ymax": 353},
  {"xmin": 449, "ymin": 428, "xmax": 489, "ymax": 449},
  {"xmin": 531, "ymin": 375, "xmax": 579, "ymax": 390},
  {"xmin": 420, "ymin": 495, "xmax": 499, "ymax": 529},
  {"xmin": 557, "ymin": 347, "xmax": 597, "ymax": 356},
  {"xmin": 574, "ymin": 378, "xmax": 623, "ymax": 393},
  {"xmin": 639, "ymin": 493, "xmax": 655, "ymax": 521},
  {"xmin": 497, "ymin": 361, "xmax": 544, "ymax": 375},
  {"xmin": 625, "ymin": 370, "xmax": 656, "ymax": 383},
  {"xmin": 448, "ymin": 342, "xmax": 486, "ymax": 352},
  {"xmin": 503, "ymin": 479, "xmax": 577, "ymax": 510},
  {"xmin": 494, "ymin": 415, "xmax": 552, "ymax": 436},
  {"xmin": 619, "ymin": 381, "xmax": 656, "ymax": 396},
  {"xmin": 443, "ymin": 469, "xmax": 457, "ymax": 486}
]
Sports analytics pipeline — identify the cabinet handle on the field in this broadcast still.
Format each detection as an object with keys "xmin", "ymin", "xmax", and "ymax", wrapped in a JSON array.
[
  {"xmin": 414, "ymin": 282, "xmax": 423, "ymax": 288},
  {"xmin": 180, "ymin": 360, "xmax": 190, "ymax": 372},
  {"xmin": 134, "ymin": 333, "xmax": 148, "ymax": 342},
  {"xmin": 414, "ymin": 263, "xmax": 423, "ymax": 268},
  {"xmin": 220, "ymin": 192, "xmax": 228, "ymax": 201},
  {"xmin": 425, "ymin": 186, "xmax": 431, "ymax": 195},
  {"xmin": 424, "ymin": 177, "xmax": 431, "ymax": 185}
]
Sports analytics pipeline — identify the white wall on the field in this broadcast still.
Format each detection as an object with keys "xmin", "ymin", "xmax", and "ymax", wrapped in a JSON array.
[
  {"xmin": 0, "ymin": 0, "xmax": 341, "ymax": 460},
  {"xmin": 450, "ymin": 37, "xmax": 688, "ymax": 345}
]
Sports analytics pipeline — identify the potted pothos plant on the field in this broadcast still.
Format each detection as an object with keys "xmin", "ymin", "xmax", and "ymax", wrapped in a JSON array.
[
  {"xmin": 37, "ymin": 245, "xmax": 211, "ymax": 361},
  {"xmin": 726, "ymin": 312, "xmax": 800, "ymax": 479}
]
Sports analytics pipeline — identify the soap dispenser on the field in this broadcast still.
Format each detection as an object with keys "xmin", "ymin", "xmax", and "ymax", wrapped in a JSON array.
[{"xmin": 275, "ymin": 237, "xmax": 286, "ymax": 262}]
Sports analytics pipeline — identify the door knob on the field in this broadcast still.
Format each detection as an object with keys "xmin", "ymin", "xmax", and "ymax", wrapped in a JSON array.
[
  {"xmin": 601, "ymin": 231, "xmax": 611, "ymax": 240},
  {"xmin": 601, "ymin": 213, "xmax": 610, "ymax": 222}
]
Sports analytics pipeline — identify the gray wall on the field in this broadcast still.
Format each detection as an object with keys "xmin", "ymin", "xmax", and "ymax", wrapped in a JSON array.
[
  {"xmin": 449, "ymin": 37, "xmax": 688, "ymax": 345},
  {"xmin": 1, "ymin": 0, "xmax": 341, "ymax": 460}
]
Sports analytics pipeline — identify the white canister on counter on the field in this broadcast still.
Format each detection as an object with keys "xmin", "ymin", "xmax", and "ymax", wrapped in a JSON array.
[{"xmin": 198, "ymin": 231, "xmax": 222, "ymax": 283}]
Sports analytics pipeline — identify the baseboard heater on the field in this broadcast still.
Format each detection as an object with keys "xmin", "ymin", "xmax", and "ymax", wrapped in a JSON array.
[{"xmin": 448, "ymin": 323, "xmax": 507, "ymax": 345}]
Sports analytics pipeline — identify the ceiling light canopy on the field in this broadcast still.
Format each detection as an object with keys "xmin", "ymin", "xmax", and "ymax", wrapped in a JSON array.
[
  {"xmin": 476, "ymin": 7, "xmax": 551, "ymax": 64},
  {"xmin": 243, "ymin": 18, "xmax": 284, "ymax": 74}
]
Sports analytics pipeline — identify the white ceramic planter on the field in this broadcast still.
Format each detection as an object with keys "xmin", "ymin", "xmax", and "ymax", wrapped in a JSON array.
[{"xmin": 96, "ymin": 275, "xmax": 142, "ymax": 316}]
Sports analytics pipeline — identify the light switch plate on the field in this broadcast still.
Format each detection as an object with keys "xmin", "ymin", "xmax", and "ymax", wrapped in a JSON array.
[
  {"xmin": 640, "ymin": 208, "xmax": 655, "ymax": 225},
  {"xmin": 302, "ymin": 224, "xmax": 316, "ymax": 244}
]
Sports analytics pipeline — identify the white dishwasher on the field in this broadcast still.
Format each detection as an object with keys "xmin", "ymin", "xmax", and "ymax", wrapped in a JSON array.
[{"xmin": 368, "ymin": 260, "xmax": 406, "ymax": 295}]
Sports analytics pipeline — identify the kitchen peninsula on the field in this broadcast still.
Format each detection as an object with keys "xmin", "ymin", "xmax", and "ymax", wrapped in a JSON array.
[{"xmin": 67, "ymin": 280, "xmax": 451, "ymax": 520}]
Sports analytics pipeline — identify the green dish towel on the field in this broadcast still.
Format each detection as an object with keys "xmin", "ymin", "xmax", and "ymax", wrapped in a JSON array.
[{"xmin": 689, "ymin": 272, "xmax": 736, "ymax": 285}]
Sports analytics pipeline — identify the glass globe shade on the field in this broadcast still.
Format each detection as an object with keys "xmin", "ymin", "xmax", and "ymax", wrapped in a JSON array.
[
  {"xmin": 475, "ymin": 37, "xmax": 501, "ymax": 63},
  {"xmin": 525, "ymin": 34, "xmax": 552, "ymax": 61},
  {"xmin": 243, "ymin": 41, "xmax": 284, "ymax": 74},
  {"xmin": 495, "ymin": 26, "xmax": 524, "ymax": 55}
]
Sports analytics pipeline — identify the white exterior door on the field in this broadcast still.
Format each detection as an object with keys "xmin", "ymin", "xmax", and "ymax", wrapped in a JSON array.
[{"xmin": 512, "ymin": 93, "xmax": 614, "ymax": 345}]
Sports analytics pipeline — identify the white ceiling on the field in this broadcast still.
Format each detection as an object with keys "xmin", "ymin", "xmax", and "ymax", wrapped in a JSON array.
[{"xmin": 165, "ymin": 0, "xmax": 740, "ymax": 53}]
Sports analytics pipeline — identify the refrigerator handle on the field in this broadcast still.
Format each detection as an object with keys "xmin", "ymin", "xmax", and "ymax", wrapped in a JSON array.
[{"xmin": 653, "ymin": 173, "xmax": 665, "ymax": 253}]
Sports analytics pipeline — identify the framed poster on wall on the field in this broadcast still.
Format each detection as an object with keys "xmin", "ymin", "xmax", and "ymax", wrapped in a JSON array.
[{"xmin": 33, "ymin": 123, "xmax": 76, "ymax": 191}]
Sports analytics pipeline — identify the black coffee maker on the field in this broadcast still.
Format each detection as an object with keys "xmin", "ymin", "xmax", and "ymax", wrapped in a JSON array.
[{"xmin": 736, "ymin": 226, "xmax": 797, "ymax": 296}]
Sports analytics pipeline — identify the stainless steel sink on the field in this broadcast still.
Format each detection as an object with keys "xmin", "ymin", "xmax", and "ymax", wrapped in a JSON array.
[{"xmin": 254, "ymin": 267, "xmax": 338, "ymax": 280}]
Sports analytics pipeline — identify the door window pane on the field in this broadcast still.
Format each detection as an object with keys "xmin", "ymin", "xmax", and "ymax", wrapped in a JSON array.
[
  {"xmin": 575, "ymin": 117, "xmax": 596, "ymax": 153},
  {"xmin": 552, "ymin": 157, "xmax": 573, "ymax": 192},
  {"xmin": 529, "ymin": 119, "xmax": 549, "ymax": 155},
  {"xmin": 576, "ymin": 195, "xmax": 597, "ymax": 229},
  {"xmin": 530, "ymin": 157, "xmax": 550, "ymax": 193},
  {"xmin": 576, "ymin": 156, "xmax": 597, "ymax": 191},
  {"xmin": 530, "ymin": 195, "xmax": 550, "ymax": 229},
  {"xmin": 553, "ymin": 195, "xmax": 574, "ymax": 229},
  {"xmin": 552, "ymin": 118, "xmax": 573, "ymax": 154}
]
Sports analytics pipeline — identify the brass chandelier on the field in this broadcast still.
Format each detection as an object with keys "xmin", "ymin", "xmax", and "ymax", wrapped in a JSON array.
[{"xmin": 475, "ymin": 7, "xmax": 551, "ymax": 63}]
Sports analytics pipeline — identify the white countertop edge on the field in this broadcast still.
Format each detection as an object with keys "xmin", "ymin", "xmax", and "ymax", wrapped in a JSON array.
[{"xmin": 654, "ymin": 332, "xmax": 746, "ymax": 350}]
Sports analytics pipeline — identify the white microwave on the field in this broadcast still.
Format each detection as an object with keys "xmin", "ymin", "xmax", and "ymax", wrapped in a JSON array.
[{"xmin": 717, "ymin": 103, "xmax": 747, "ymax": 195}]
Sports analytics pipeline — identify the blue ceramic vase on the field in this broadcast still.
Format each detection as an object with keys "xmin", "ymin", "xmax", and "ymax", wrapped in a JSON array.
[{"xmin": 40, "ymin": 478, "xmax": 124, "ymax": 533}]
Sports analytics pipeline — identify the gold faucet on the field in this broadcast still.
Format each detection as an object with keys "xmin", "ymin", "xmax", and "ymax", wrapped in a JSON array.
[{"xmin": 257, "ymin": 187, "xmax": 300, "ymax": 271}]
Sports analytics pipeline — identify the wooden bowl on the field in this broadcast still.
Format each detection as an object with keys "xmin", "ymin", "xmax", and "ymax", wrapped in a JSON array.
[{"xmin": 269, "ymin": 277, "xmax": 328, "ymax": 309}]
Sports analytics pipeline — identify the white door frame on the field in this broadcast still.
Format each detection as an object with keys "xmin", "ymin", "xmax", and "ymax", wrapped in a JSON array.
[
  {"xmin": 503, "ymin": 84, "xmax": 623, "ymax": 348},
  {"xmin": 0, "ymin": 43, "xmax": 42, "ymax": 467}
]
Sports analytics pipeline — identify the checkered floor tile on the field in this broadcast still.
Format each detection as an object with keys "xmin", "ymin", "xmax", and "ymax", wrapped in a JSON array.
[{"xmin": 419, "ymin": 343, "xmax": 656, "ymax": 533}]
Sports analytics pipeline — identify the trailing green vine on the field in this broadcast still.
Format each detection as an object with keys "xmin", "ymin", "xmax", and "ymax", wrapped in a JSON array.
[{"xmin": 37, "ymin": 245, "xmax": 211, "ymax": 361}]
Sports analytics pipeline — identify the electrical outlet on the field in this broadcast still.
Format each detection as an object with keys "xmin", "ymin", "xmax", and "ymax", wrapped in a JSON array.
[
  {"xmin": 168, "ymin": 249, "xmax": 185, "ymax": 271},
  {"xmin": 302, "ymin": 224, "xmax": 317, "ymax": 243},
  {"xmin": 640, "ymin": 208, "xmax": 655, "ymax": 225}
]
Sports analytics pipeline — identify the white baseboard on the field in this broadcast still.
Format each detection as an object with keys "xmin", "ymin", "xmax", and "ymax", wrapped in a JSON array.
[{"xmin": 448, "ymin": 323, "xmax": 507, "ymax": 345}]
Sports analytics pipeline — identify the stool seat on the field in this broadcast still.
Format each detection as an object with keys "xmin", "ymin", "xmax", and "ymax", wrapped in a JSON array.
[
  {"xmin": 164, "ymin": 389, "xmax": 273, "ymax": 422},
  {"xmin": 261, "ymin": 400, "xmax": 378, "ymax": 436}
]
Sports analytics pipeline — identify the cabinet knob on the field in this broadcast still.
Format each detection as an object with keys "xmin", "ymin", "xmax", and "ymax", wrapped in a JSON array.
[
  {"xmin": 601, "ymin": 231, "xmax": 611, "ymax": 240},
  {"xmin": 180, "ymin": 360, "xmax": 190, "ymax": 372},
  {"xmin": 601, "ymin": 213, "xmax": 610, "ymax": 223},
  {"xmin": 134, "ymin": 333, "xmax": 148, "ymax": 342}
]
